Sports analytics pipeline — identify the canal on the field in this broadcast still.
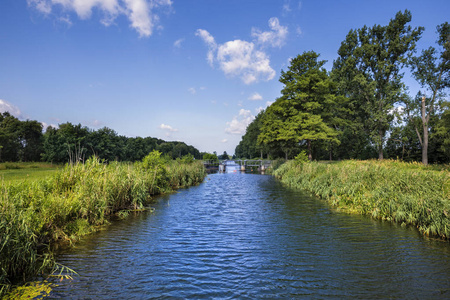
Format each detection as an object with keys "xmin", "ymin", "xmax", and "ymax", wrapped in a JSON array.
[{"xmin": 48, "ymin": 169, "xmax": 450, "ymax": 299}]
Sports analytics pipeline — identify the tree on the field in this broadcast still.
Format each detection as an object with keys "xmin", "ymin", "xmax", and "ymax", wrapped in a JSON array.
[
  {"xmin": 235, "ymin": 111, "xmax": 265, "ymax": 159},
  {"xmin": 333, "ymin": 10, "xmax": 423, "ymax": 160},
  {"xmin": 259, "ymin": 51, "xmax": 340, "ymax": 160},
  {"xmin": 406, "ymin": 22, "xmax": 450, "ymax": 165},
  {"xmin": 20, "ymin": 120, "xmax": 43, "ymax": 162}
]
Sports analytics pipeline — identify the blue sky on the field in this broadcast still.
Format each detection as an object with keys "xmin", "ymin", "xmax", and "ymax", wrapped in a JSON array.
[{"xmin": 0, "ymin": 0, "xmax": 448, "ymax": 155}]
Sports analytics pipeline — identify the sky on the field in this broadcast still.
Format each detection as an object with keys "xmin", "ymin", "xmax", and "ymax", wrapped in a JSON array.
[{"xmin": 0, "ymin": 0, "xmax": 449, "ymax": 155}]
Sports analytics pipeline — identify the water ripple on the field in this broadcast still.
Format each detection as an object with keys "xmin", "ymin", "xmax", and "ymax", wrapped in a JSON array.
[{"xmin": 50, "ymin": 173, "xmax": 450, "ymax": 299}]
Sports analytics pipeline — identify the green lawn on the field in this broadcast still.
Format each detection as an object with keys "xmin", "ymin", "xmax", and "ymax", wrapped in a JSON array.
[{"xmin": 0, "ymin": 162, "xmax": 62, "ymax": 182}]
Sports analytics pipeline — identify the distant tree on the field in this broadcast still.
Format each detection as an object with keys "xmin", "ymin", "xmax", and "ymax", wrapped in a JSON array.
[
  {"xmin": 20, "ymin": 120, "xmax": 43, "ymax": 161},
  {"xmin": 202, "ymin": 153, "xmax": 218, "ymax": 161},
  {"xmin": 0, "ymin": 112, "xmax": 22, "ymax": 161},
  {"xmin": 333, "ymin": 10, "xmax": 423, "ymax": 160},
  {"xmin": 218, "ymin": 151, "xmax": 230, "ymax": 160},
  {"xmin": 405, "ymin": 22, "xmax": 450, "ymax": 165}
]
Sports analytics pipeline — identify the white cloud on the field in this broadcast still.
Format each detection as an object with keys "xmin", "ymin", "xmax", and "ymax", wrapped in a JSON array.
[
  {"xmin": 27, "ymin": 0, "xmax": 172, "ymax": 37},
  {"xmin": 248, "ymin": 92, "xmax": 263, "ymax": 101},
  {"xmin": 217, "ymin": 40, "xmax": 275, "ymax": 84},
  {"xmin": 0, "ymin": 99, "xmax": 22, "ymax": 117},
  {"xmin": 221, "ymin": 139, "xmax": 228, "ymax": 143},
  {"xmin": 159, "ymin": 123, "xmax": 178, "ymax": 132},
  {"xmin": 195, "ymin": 29, "xmax": 217, "ymax": 66},
  {"xmin": 225, "ymin": 109, "xmax": 255, "ymax": 135},
  {"xmin": 159, "ymin": 123, "xmax": 178, "ymax": 137},
  {"xmin": 173, "ymin": 38, "xmax": 184, "ymax": 48},
  {"xmin": 196, "ymin": 18, "xmax": 285, "ymax": 84},
  {"xmin": 188, "ymin": 87, "xmax": 196, "ymax": 94},
  {"xmin": 251, "ymin": 17, "xmax": 288, "ymax": 48}
]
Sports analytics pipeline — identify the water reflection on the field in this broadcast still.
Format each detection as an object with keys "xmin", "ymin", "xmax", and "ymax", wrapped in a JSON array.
[{"xmin": 49, "ymin": 173, "xmax": 450, "ymax": 299}]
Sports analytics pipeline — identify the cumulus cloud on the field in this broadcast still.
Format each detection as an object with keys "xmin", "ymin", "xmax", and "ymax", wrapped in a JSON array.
[
  {"xmin": 0, "ymin": 99, "xmax": 22, "ymax": 117},
  {"xmin": 248, "ymin": 92, "xmax": 263, "ymax": 101},
  {"xmin": 217, "ymin": 40, "xmax": 275, "ymax": 84},
  {"xmin": 251, "ymin": 17, "xmax": 288, "ymax": 48},
  {"xmin": 225, "ymin": 109, "xmax": 255, "ymax": 135},
  {"xmin": 196, "ymin": 17, "xmax": 286, "ymax": 84},
  {"xmin": 188, "ymin": 87, "xmax": 196, "ymax": 94},
  {"xmin": 27, "ymin": 0, "xmax": 172, "ymax": 37},
  {"xmin": 221, "ymin": 139, "xmax": 228, "ymax": 143},
  {"xmin": 159, "ymin": 123, "xmax": 178, "ymax": 132}
]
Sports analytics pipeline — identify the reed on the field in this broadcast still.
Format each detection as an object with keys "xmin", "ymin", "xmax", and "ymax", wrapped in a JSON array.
[
  {"xmin": 0, "ymin": 153, "xmax": 206, "ymax": 296},
  {"xmin": 273, "ymin": 159, "xmax": 450, "ymax": 240}
]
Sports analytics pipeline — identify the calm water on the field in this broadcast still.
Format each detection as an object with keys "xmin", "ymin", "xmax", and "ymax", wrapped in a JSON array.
[{"xmin": 48, "ymin": 169, "xmax": 450, "ymax": 299}]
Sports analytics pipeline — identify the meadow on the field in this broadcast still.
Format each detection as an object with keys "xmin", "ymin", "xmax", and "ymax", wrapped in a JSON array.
[
  {"xmin": 0, "ymin": 152, "xmax": 206, "ymax": 297},
  {"xmin": 273, "ymin": 159, "xmax": 450, "ymax": 240},
  {"xmin": 0, "ymin": 162, "xmax": 61, "ymax": 182}
]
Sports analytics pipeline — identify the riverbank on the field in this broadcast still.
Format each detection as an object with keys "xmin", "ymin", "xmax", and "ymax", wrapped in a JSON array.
[
  {"xmin": 0, "ymin": 152, "xmax": 206, "ymax": 296},
  {"xmin": 273, "ymin": 160, "xmax": 450, "ymax": 240}
]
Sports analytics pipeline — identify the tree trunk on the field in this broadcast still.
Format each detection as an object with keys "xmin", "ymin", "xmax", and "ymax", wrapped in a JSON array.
[
  {"xmin": 329, "ymin": 142, "xmax": 332, "ymax": 161},
  {"xmin": 307, "ymin": 140, "xmax": 312, "ymax": 161},
  {"xmin": 421, "ymin": 96, "xmax": 428, "ymax": 165},
  {"xmin": 378, "ymin": 129, "xmax": 384, "ymax": 160}
]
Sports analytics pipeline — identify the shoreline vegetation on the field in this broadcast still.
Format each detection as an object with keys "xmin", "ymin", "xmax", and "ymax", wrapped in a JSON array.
[
  {"xmin": 0, "ymin": 151, "xmax": 206, "ymax": 297},
  {"xmin": 273, "ymin": 159, "xmax": 450, "ymax": 240}
]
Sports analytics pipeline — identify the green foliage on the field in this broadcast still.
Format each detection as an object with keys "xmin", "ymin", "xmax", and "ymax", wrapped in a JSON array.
[
  {"xmin": 0, "ymin": 157, "xmax": 206, "ymax": 296},
  {"xmin": 274, "ymin": 159, "xmax": 450, "ymax": 239},
  {"xmin": 405, "ymin": 22, "xmax": 450, "ymax": 165},
  {"xmin": 180, "ymin": 153, "xmax": 195, "ymax": 164},
  {"xmin": 202, "ymin": 153, "xmax": 218, "ymax": 160},
  {"xmin": 258, "ymin": 51, "xmax": 341, "ymax": 160},
  {"xmin": 294, "ymin": 151, "xmax": 309, "ymax": 165},
  {"xmin": 235, "ymin": 111, "xmax": 267, "ymax": 159},
  {"xmin": 333, "ymin": 10, "xmax": 424, "ymax": 159}
]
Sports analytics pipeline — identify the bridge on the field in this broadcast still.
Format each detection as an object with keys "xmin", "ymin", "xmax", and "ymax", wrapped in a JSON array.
[{"xmin": 202, "ymin": 159, "xmax": 272, "ymax": 172}]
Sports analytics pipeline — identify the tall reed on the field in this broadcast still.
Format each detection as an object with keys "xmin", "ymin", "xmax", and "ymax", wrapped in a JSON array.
[
  {"xmin": 273, "ymin": 160, "xmax": 450, "ymax": 239},
  {"xmin": 0, "ymin": 153, "xmax": 206, "ymax": 296}
]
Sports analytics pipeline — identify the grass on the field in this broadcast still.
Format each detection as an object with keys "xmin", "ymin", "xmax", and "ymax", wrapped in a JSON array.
[
  {"xmin": 0, "ymin": 162, "xmax": 62, "ymax": 182},
  {"xmin": 0, "ymin": 153, "xmax": 207, "ymax": 297},
  {"xmin": 273, "ymin": 159, "xmax": 450, "ymax": 240}
]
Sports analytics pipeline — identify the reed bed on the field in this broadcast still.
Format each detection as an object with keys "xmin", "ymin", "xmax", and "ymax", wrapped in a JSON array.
[
  {"xmin": 0, "ymin": 153, "xmax": 206, "ymax": 296},
  {"xmin": 273, "ymin": 159, "xmax": 450, "ymax": 240}
]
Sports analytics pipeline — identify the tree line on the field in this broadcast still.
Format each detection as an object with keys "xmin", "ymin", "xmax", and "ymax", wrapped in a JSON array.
[
  {"xmin": 235, "ymin": 11, "xmax": 450, "ymax": 165},
  {"xmin": 0, "ymin": 112, "xmax": 203, "ymax": 163}
]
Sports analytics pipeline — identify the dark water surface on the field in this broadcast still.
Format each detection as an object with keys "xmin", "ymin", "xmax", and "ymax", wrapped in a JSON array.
[{"xmin": 49, "ymin": 171, "xmax": 450, "ymax": 299}]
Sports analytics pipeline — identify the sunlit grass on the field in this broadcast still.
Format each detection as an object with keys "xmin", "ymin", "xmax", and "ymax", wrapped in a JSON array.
[
  {"xmin": 0, "ymin": 154, "xmax": 206, "ymax": 297},
  {"xmin": 0, "ymin": 162, "xmax": 62, "ymax": 182},
  {"xmin": 274, "ymin": 159, "xmax": 450, "ymax": 240}
]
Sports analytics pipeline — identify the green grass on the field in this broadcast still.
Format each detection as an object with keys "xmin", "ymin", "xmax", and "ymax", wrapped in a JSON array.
[
  {"xmin": 0, "ymin": 154, "xmax": 207, "ymax": 297},
  {"xmin": 273, "ymin": 159, "xmax": 450, "ymax": 240},
  {"xmin": 0, "ymin": 162, "xmax": 62, "ymax": 182}
]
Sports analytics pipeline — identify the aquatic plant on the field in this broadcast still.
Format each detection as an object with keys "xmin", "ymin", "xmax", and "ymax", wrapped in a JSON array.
[{"xmin": 273, "ymin": 159, "xmax": 450, "ymax": 239}]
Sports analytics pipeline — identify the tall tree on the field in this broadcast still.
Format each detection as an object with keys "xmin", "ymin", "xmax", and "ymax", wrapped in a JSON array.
[
  {"xmin": 406, "ymin": 22, "xmax": 450, "ymax": 165},
  {"xmin": 259, "ymin": 51, "xmax": 340, "ymax": 160},
  {"xmin": 333, "ymin": 10, "xmax": 423, "ymax": 159}
]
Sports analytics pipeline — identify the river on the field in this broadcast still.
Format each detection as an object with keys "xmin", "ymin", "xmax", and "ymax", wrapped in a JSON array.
[{"xmin": 48, "ymin": 168, "xmax": 450, "ymax": 299}]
